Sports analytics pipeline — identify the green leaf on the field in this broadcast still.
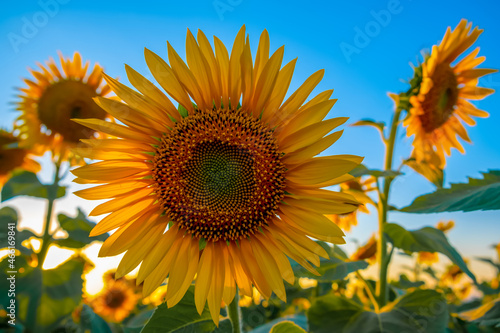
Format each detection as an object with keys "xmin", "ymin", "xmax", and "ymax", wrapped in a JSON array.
[
  {"xmin": 349, "ymin": 164, "xmax": 401, "ymax": 178},
  {"xmin": 391, "ymin": 274, "xmax": 425, "ymax": 289},
  {"xmin": 142, "ymin": 286, "xmax": 228, "ymax": 333},
  {"xmin": 384, "ymin": 223, "xmax": 476, "ymax": 283},
  {"xmin": 1, "ymin": 170, "xmax": 66, "ymax": 202},
  {"xmin": 351, "ymin": 119, "xmax": 385, "ymax": 137},
  {"xmin": 270, "ymin": 321, "xmax": 306, "ymax": 333},
  {"xmin": 54, "ymin": 208, "xmax": 107, "ymax": 248},
  {"xmin": 79, "ymin": 304, "xmax": 112, "ymax": 333},
  {"xmin": 250, "ymin": 315, "xmax": 308, "ymax": 333},
  {"xmin": 459, "ymin": 298, "xmax": 500, "ymax": 327},
  {"xmin": 0, "ymin": 206, "xmax": 36, "ymax": 254},
  {"xmin": 400, "ymin": 170, "xmax": 500, "ymax": 213},
  {"xmin": 123, "ymin": 310, "xmax": 154, "ymax": 333},
  {"xmin": 291, "ymin": 243, "xmax": 368, "ymax": 281},
  {"xmin": 307, "ymin": 289, "xmax": 448, "ymax": 333},
  {"xmin": 404, "ymin": 158, "xmax": 444, "ymax": 188},
  {"xmin": 0, "ymin": 257, "xmax": 85, "ymax": 332}
]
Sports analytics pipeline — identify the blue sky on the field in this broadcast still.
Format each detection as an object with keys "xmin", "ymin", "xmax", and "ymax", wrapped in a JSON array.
[{"xmin": 1, "ymin": 0, "xmax": 499, "ymax": 280}]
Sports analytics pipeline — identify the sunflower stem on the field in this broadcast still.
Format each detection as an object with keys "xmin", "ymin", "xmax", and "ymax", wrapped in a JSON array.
[
  {"xmin": 37, "ymin": 161, "xmax": 62, "ymax": 268},
  {"xmin": 227, "ymin": 289, "xmax": 243, "ymax": 333},
  {"xmin": 376, "ymin": 106, "xmax": 403, "ymax": 307}
]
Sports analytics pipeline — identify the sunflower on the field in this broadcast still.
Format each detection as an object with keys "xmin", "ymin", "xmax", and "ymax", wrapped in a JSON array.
[
  {"xmin": 351, "ymin": 234, "xmax": 377, "ymax": 264},
  {"xmin": 72, "ymin": 27, "xmax": 362, "ymax": 325},
  {"xmin": 90, "ymin": 278, "xmax": 139, "ymax": 323},
  {"xmin": 327, "ymin": 177, "xmax": 376, "ymax": 232},
  {"xmin": 404, "ymin": 19, "xmax": 496, "ymax": 167},
  {"xmin": 417, "ymin": 220, "xmax": 454, "ymax": 265},
  {"xmin": 15, "ymin": 52, "xmax": 112, "ymax": 165},
  {"xmin": 0, "ymin": 129, "xmax": 40, "ymax": 186}
]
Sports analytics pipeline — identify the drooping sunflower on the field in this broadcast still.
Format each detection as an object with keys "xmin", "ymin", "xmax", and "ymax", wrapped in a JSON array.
[
  {"xmin": 0, "ymin": 129, "xmax": 40, "ymax": 186},
  {"xmin": 15, "ymin": 52, "xmax": 112, "ymax": 165},
  {"xmin": 90, "ymin": 278, "xmax": 140, "ymax": 323},
  {"xmin": 417, "ymin": 220, "xmax": 455, "ymax": 265},
  {"xmin": 327, "ymin": 176, "xmax": 376, "ymax": 232},
  {"xmin": 73, "ymin": 27, "xmax": 362, "ymax": 324},
  {"xmin": 351, "ymin": 234, "xmax": 377, "ymax": 264},
  {"xmin": 404, "ymin": 19, "xmax": 496, "ymax": 167}
]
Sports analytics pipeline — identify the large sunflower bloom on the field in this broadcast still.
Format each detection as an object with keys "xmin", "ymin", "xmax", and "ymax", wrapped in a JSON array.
[
  {"xmin": 327, "ymin": 177, "xmax": 376, "ymax": 232},
  {"xmin": 15, "ymin": 52, "xmax": 112, "ymax": 165},
  {"xmin": 73, "ymin": 27, "xmax": 362, "ymax": 324},
  {"xmin": 0, "ymin": 129, "xmax": 40, "ymax": 186},
  {"xmin": 90, "ymin": 278, "xmax": 139, "ymax": 322},
  {"xmin": 404, "ymin": 19, "xmax": 496, "ymax": 167}
]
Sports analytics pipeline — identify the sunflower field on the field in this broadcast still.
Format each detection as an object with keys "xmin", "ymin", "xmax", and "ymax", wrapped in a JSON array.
[{"xmin": 1, "ymin": 1, "xmax": 499, "ymax": 333}]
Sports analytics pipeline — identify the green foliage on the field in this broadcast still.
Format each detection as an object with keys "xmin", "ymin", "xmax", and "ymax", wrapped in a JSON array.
[
  {"xmin": 142, "ymin": 286, "xmax": 232, "ymax": 333},
  {"xmin": 0, "ymin": 206, "xmax": 37, "ymax": 255},
  {"xmin": 79, "ymin": 304, "xmax": 112, "ymax": 333},
  {"xmin": 391, "ymin": 274, "xmax": 425, "ymax": 290},
  {"xmin": 250, "ymin": 315, "xmax": 308, "ymax": 333},
  {"xmin": 349, "ymin": 164, "xmax": 401, "ymax": 178},
  {"xmin": 0, "ymin": 257, "xmax": 85, "ymax": 332},
  {"xmin": 400, "ymin": 170, "xmax": 500, "ymax": 213},
  {"xmin": 1, "ymin": 170, "xmax": 66, "ymax": 202},
  {"xmin": 270, "ymin": 320, "xmax": 307, "ymax": 333},
  {"xmin": 307, "ymin": 289, "xmax": 448, "ymax": 333},
  {"xmin": 384, "ymin": 223, "xmax": 476, "ymax": 283},
  {"xmin": 55, "ymin": 208, "xmax": 108, "ymax": 249}
]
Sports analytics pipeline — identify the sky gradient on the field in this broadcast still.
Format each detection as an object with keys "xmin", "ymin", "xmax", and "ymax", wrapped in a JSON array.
[{"xmin": 1, "ymin": 0, "xmax": 499, "ymax": 285}]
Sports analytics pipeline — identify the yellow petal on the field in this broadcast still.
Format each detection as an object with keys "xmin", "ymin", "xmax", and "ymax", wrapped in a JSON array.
[
  {"xmin": 72, "ymin": 118, "xmax": 156, "ymax": 143},
  {"xmin": 99, "ymin": 212, "xmax": 162, "ymax": 257},
  {"xmin": 124, "ymin": 65, "xmax": 181, "ymax": 121},
  {"xmin": 228, "ymin": 26, "xmax": 246, "ymax": 108},
  {"xmin": 195, "ymin": 242, "xmax": 214, "ymax": 314},
  {"xmin": 280, "ymin": 99, "xmax": 337, "ymax": 138},
  {"xmin": 136, "ymin": 224, "xmax": 180, "ymax": 284},
  {"xmin": 254, "ymin": 29, "xmax": 270, "ymax": 83},
  {"xmin": 282, "ymin": 131, "xmax": 343, "ymax": 165},
  {"xmin": 168, "ymin": 41, "xmax": 206, "ymax": 109},
  {"xmin": 72, "ymin": 160, "xmax": 150, "ymax": 181},
  {"xmin": 186, "ymin": 29, "xmax": 215, "ymax": 109},
  {"xmin": 279, "ymin": 205, "xmax": 345, "ymax": 240},
  {"xmin": 73, "ymin": 179, "xmax": 151, "ymax": 200},
  {"xmin": 89, "ymin": 187, "xmax": 154, "ymax": 216},
  {"xmin": 276, "ymin": 69, "xmax": 325, "ymax": 124},
  {"xmin": 89, "ymin": 199, "xmax": 156, "ymax": 236},
  {"xmin": 142, "ymin": 235, "xmax": 184, "ymax": 296},
  {"xmin": 167, "ymin": 236, "xmax": 199, "ymax": 307},
  {"xmin": 250, "ymin": 239, "xmax": 286, "ymax": 302},
  {"xmin": 287, "ymin": 156, "xmax": 362, "ymax": 185},
  {"xmin": 284, "ymin": 196, "xmax": 358, "ymax": 215},
  {"xmin": 144, "ymin": 48, "xmax": 194, "ymax": 112},
  {"xmin": 279, "ymin": 117, "xmax": 348, "ymax": 153},
  {"xmin": 252, "ymin": 46, "xmax": 284, "ymax": 118},
  {"xmin": 115, "ymin": 222, "xmax": 164, "ymax": 278},
  {"xmin": 255, "ymin": 234, "xmax": 295, "ymax": 285}
]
